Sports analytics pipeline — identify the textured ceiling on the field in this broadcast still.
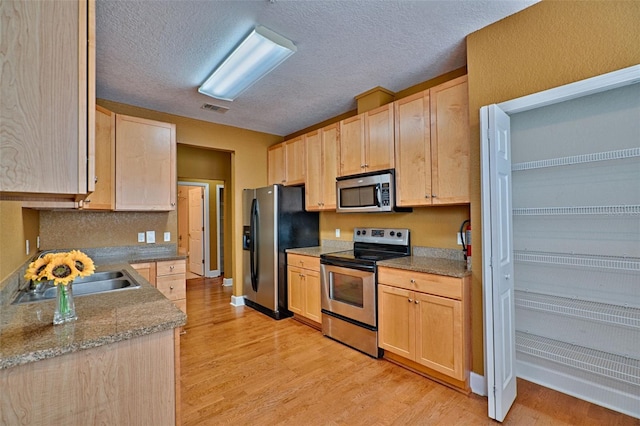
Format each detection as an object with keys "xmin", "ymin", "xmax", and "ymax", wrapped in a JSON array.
[{"xmin": 96, "ymin": 0, "xmax": 538, "ymax": 137}]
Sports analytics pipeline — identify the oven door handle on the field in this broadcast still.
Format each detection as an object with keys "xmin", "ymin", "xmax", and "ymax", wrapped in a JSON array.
[{"xmin": 321, "ymin": 258, "xmax": 375, "ymax": 273}]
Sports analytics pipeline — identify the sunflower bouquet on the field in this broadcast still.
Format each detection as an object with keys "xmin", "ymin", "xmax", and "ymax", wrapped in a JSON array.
[
  {"xmin": 25, "ymin": 250, "xmax": 95, "ymax": 286},
  {"xmin": 24, "ymin": 250, "xmax": 95, "ymax": 324}
]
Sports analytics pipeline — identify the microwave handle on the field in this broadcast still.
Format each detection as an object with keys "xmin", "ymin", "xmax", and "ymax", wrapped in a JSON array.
[{"xmin": 375, "ymin": 185, "xmax": 382, "ymax": 207}]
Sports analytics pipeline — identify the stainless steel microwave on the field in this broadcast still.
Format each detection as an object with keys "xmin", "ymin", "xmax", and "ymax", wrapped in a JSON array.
[{"xmin": 336, "ymin": 169, "xmax": 409, "ymax": 213}]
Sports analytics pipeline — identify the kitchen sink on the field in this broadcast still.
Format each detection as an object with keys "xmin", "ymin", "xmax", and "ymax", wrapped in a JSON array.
[{"xmin": 12, "ymin": 269, "xmax": 140, "ymax": 305}]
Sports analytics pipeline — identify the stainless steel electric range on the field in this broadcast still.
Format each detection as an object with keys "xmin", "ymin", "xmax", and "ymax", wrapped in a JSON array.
[{"xmin": 320, "ymin": 227, "xmax": 410, "ymax": 357}]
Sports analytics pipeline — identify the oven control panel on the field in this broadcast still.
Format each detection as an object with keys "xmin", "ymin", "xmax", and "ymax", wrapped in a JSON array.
[{"xmin": 353, "ymin": 227, "xmax": 410, "ymax": 245}]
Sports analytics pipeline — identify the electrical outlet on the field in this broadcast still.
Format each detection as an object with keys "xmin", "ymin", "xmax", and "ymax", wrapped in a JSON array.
[
  {"xmin": 164, "ymin": 232, "xmax": 171, "ymax": 242},
  {"xmin": 146, "ymin": 231, "xmax": 155, "ymax": 244},
  {"xmin": 26, "ymin": 240, "xmax": 30, "ymax": 255},
  {"xmin": 335, "ymin": 228, "xmax": 341, "ymax": 238},
  {"xmin": 138, "ymin": 232, "xmax": 145, "ymax": 243},
  {"xmin": 37, "ymin": 236, "xmax": 40, "ymax": 249},
  {"xmin": 457, "ymin": 232, "xmax": 463, "ymax": 245}
]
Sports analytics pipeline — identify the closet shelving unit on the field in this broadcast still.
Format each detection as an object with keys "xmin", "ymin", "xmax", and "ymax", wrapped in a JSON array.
[{"xmin": 509, "ymin": 83, "xmax": 640, "ymax": 417}]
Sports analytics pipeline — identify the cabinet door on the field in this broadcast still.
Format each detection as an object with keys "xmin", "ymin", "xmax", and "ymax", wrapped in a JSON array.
[
  {"xmin": 304, "ymin": 130, "xmax": 322, "ymax": 210},
  {"xmin": 430, "ymin": 75, "xmax": 470, "ymax": 204},
  {"xmin": 287, "ymin": 266, "xmax": 304, "ymax": 315},
  {"xmin": 320, "ymin": 123, "xmax": 339, "ymax": 210},
  {"xmin": 394, "ymin": 91, "xmax": 432, "ymax": 206},
  {"xmin": 304, "ymin": 269, "xmax": 322, "ymax": 323},
  {"xmin": 131, "ymin": 262, "xmax": 156, "ymax": 286},
  {"xmin": 378, "ymin": 284, "xmax": 415, "ymax": 359},
  {"xmin": 365, "ymin": 104, "xmax": 395, "ymax": 172},
  {"xmin": 115, "ymin": 114, "xmax": 176, "ymax": 211},
  {"xmin": 84, "ymin": 106, "xmax": 115, "ymax": 210},
  {"xmin": 1, "ymin": 0, "xmax": 92, "ymax": 196},
  {"xmin": 415, "ymin": 292, "xmax": 463, "ymax": 380},
  {"xmin": 339, "ymin": 115, "xmax": 365, "ymax": 177},
  {"xmin": 285, "ymin": 136, "xmax": 305, "ymax": 186},
  {"xmin": 268, "ymin": 143, "xmax": 285, "ymax": 185}
]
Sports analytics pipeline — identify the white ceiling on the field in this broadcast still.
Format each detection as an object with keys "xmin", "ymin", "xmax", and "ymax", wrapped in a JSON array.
[{"xmin": 96, "ymin": 0, "xmax": 537, "ymax": 137}]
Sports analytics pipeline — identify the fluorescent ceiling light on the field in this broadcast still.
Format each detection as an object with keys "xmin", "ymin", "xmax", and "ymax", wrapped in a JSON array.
[{"xmin": 198, "ymin": 26, "xmax": 296, "ymax": 101}]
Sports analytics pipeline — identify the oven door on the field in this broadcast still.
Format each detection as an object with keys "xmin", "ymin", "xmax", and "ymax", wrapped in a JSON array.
[{"xmin": 321, "ymin": 262, "xmax": 376, "ymax": 327}]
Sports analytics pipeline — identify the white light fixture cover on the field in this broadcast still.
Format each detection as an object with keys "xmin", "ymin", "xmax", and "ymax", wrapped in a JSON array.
[{"xmin": 198, "ymin": 26, "xmax": 296, "ymax": 101}]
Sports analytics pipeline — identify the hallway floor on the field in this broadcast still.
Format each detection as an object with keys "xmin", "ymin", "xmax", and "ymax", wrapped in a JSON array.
[{"xmin": 179, "ymin": 277, "xmax": 638, "ymax": 425}]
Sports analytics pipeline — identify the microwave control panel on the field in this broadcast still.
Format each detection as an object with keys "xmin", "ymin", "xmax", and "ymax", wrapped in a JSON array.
[{"xmin": 381, "ymin": 183, "xmax": 390, "ymax": 206}]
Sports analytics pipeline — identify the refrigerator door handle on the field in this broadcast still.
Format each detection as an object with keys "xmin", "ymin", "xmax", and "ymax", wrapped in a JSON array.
[{"xmin": 250, "ymin": 198, "xmax": 259, "ymax": 291}]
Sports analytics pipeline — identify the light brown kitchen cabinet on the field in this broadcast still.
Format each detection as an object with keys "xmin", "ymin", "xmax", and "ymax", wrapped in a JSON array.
[
  {"xmin": 115, "ymin": 114, "xmax": 177, "ymax": 211},
  {"xmin": 394, "ymin": 75, "xmax": 470, "ymax": 206},
  {"xmin": 339, "ymin": 104, "xmax": 394, "ymax": 177},
  {"xmin": 378, "ymin": 266, "xmax": 470, "ymax": 390},
  {"xmin": 1, "ymin": 0, "xmax": 95, "ymax": 200},
  {"xmin": 267, "ymin": 137, "xmax": 305, "ymax": 186},
  {"xmin": 131, "ymin": 262, "xmax": 156, "ymax": 286},
  {"xmin": 287, "ymin": 254, "xmax": 321, "ymax": 326},
  {"xmin": 268, "ymin": 143, "xmax": 286, "ymax": 185},
  {"xmin": 284, "ymin": 136, "xmax": 305, "ymax": 185},
  {"xmin": 83, "ymin": 105, "xmax": 115, "ymax": 210},
  {"xmin": 305, "ymin": 123, "xmax": 339, "ymax": 211},
  {"xmin": 156, "ymin": 259, "xmax": 187, "ymax": 315}
]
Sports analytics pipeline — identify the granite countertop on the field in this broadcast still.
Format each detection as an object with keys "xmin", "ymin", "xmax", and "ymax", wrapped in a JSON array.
[
  {"xmin": 0, "ymin": 247, "xmax": 187, "ymax": 370},
  {"xmin": 378, "ymin": 256, "xmax": 471, "ymax": 278},
  {"xmin": 287, "ymin": 244, "xmax": 470, "ymax": 278}
]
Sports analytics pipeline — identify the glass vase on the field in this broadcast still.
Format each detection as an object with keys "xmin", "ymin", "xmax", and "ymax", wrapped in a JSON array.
[{"xmin": 53, "ymin": 282, "xmax": 77, "ymax": 325}]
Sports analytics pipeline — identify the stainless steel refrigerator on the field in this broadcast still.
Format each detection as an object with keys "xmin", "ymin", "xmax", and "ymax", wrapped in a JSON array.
[{"xmin": 242, "ymin": 185, "xmax": 319, "ymax": 319}]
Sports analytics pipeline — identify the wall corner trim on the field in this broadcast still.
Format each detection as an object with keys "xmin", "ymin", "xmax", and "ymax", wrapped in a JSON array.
[
  {"xmin": 222, "ymin": 278, "xmax": 233, "ymax": 287},
  {"xmin": 230, "ymin": 294, "xmax": 245, "ymax": 306},
  {"xmin": 471, "ymin": 372, "xmax": 487, "ymax": 396}
]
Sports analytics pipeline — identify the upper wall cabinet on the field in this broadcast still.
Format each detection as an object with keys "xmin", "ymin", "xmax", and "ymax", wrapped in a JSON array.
[
  {"xmin": 0, "ymin": 0, "xmax": 95, "ymax": 199},
  {"xmin": 267, "ymin": 136, "xmax": 305, "ymax": 186},
  {"xmin": 114, "ymin": 114, "xmax": 177, "ymax": 211},
  {"xmin": 83, "ymin": 106, "xmax": 115, "ymax": 210},
  {"xmin": 305, "ymin": 123, "xmax": 340, "ymax": 211},
  {"xmin": 339, "ymin": 103, "xmax": 394, "ymax": 177},
  {"xmin": 395, "ymin": 75, "xmax": 470, "ymax": 206}
]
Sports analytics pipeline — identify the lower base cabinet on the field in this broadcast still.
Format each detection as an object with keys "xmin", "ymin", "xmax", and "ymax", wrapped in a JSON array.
[
  {"xmin": 132, "ymin": 260, "xmax": 187, "ymax": 315},
  {"xmin": 378, "ymin": 267, "xmax": 470, "ymax": 390},
  {"xmin": 287, "ymin": 254, "xmax": 321, "ymax": 325}
]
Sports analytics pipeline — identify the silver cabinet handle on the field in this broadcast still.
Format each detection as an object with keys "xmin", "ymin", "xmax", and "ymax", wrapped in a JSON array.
[
  {"xmin": 410, "ymin": 279, "xmax": 416, "ymax": 284},
  {"xmin": 431, "ymin": 194, "xmax": 437, "ymax": 198},
  {"xmin": 408, "ymin": 298, "xmax": 413, "ymax": 303},
  {"xmin": 170, "ymin": 265, "xmax": 174, "ymax": 270},
  {"xmin": 415, "ymin": 300, "xmax": 419, "ymax": 304},
  {"xmin": 170, "ymin": 286, "xmax": 174, "ymax": 290},
  {"xmin": 94, "ymin": 176, "xmax": 98, "ymax": 183}
]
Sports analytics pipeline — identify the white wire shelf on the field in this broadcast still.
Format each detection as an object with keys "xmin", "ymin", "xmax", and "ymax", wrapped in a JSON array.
[
  {"xmin": 514, "ymin": 250, "xmax": 640, "ymax": 272},
  {"xmin": 516, "ymin": 331, "xmax": 640, "ymax": 387},
  {"xmin": 513, "ymin": 205, "xmax": 640, "ymax": 216},
  {"xmin": 515, "ymin": 290, "xmax": 640, "ymax": 329},
  {"xmin": 512, "ymin": 147, "xmax": 640, "ymax": 171}
]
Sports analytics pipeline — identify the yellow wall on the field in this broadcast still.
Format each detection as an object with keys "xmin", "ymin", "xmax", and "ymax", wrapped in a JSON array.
[
  {"xmin": 0, "ymin": 202, "xmax": 39, "ymax": 284},
  {"xmin": 320, "ymin": 207, "xmax": 469, "ymax": 249},
  {"xmin": 466, "ymin": 1, "xmax": 640, "ymax": 375},
  {"xmin": 97, "ymin": 99, "xmax": 283, "ymax": 295}
]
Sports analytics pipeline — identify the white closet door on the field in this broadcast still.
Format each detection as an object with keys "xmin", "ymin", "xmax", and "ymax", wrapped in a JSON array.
[{"xmin": 481, "ymin": 105, "xmax": 517, "ymax": 422}]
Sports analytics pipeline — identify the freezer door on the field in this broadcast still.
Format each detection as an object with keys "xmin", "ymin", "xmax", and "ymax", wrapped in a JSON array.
[
  {"xmin": 255, "ymin": 186, "xmax": 279, "ymax": 311},
  {"xmin": 242, "ymin": 189, "xmax": 256, "ymax": 303}
]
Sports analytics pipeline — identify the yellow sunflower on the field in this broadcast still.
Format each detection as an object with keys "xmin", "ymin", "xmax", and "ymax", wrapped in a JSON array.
[
  {"xmin": 68, "ymin": 250, "xmax": 95, "ymax": 278},
  {"xmin": 44, "ymin": 253, "xmax": 79, "ymax": 286},
  {"xmin": 24, "ymin": 254, "xmax": 52, "ymax": 282}
]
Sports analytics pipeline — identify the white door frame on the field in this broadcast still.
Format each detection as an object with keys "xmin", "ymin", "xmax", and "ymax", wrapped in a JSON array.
[
  {"xmin": 178, "ymin": 181, "xmax": 218, "ymax": 277},
  {"xmin": 480, "ymin": 64, "xmax": 640, "ymax": 422},
  {"xmin": 216, "ymin": 184, "xmax": 224, "ymax": 275}
]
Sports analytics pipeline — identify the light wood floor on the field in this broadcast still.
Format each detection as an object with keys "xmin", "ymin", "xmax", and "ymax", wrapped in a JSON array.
[{"xmin": 180, "ymin": 278, "xmax": 639, "ymax": 426}]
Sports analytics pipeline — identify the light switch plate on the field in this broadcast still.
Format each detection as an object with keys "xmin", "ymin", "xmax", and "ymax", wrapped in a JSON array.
[
  {"xmin": 138, "ymin": 232, "xmax": 145, "ymax": 243},
  {"xmin": 146, "ymin": 231, "xmax": 155, "ymax": 244},
  {"xmin": 164, "ymin": 232, "xmax": 171, "ymax": 242},
  {"xmin": 457, "ymin": 232, "xmax": 463, "ymax": 245},
  {"xmin": 335, "ymin": 229, "xmax": 341, "ymax": 238}
]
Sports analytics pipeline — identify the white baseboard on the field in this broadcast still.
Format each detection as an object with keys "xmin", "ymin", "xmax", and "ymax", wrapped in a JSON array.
[
  {"xmin": 230, "ymin": 295, "xmax": 245, "ymax": 306},
  {"xmin": 471, "ymin": 372, "xmax": 487, "ymax": 396},
  {"xmin": 222, "ymin": 278, "xmax": 233, "ymax": 287}
]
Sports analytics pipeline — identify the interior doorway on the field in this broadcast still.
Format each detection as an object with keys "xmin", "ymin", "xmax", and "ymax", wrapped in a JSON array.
[{"xmin": 178, "ymin": 181, "xmax": 224, "ymax": 279}]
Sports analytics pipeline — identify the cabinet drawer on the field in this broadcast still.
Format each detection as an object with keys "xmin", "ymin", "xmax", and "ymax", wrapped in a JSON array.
[
  {"xmin": 287, "ymin": 254, "xmax": 320, "ymax": 272},
  {"xmin": 156, "ymin": 260, "xmax": 186, "ymax": 276},
  {"xmin": 156, "ymin": 275, "xmax": 186, "ymax": 301},
  {"xmin": 378, "ymin": 267, "xmax": 462, "ymax": 300}
]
